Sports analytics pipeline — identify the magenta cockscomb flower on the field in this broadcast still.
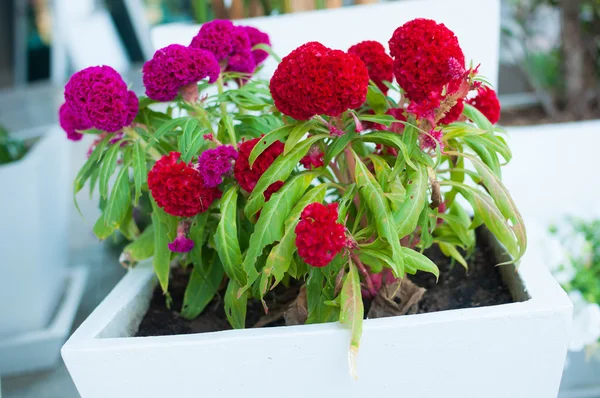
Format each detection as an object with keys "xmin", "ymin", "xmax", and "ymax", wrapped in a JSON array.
[
  {"xmin": 197, "ymin": 145, "xmax": 238, "ymax": 188},
  {"xmin": 143, "ymin": 44, "xmax": 220, "ymax": 102},
  {"xmin": 240, "ymin": 26, "xmax": 271, "ymax": 65},
  {"xmin": 64, "ymin": 66, "xmax": 137, "ymax": 132},
  {"xmin": 190, "ymin": 20, "xmax": 256, "ymax": 75},
  {"xmin": 168, "ymin": 235, "xmax": 195, "ymax": 253},
  {"xmin": 420, "ymin": 128, "xmax": 444, "ymax": 151},
  {"xmin": 58, "ymin": 103, "xmax": 92, "ymax": 141}
]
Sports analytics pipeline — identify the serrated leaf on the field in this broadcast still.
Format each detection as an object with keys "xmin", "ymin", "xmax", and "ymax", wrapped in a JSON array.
[
  {"xmin": 104, "ymin": 165, "xmax": 131, "ymax": 228},
  {"xmin": 339, "ymin": 258, "xmax": 364, "ymax": 380},
  {"xmin": 241, "ymin": 172, "xmax": 317, "ymax": 292},
  {"xmin": 400, "ymin": 247, "xmax": 439, "ymax": 280},
  {"xmin": 353, "ymin": 152, "xmax": 404, "ymax": 277},
  {"xmin": 225, "ymin": 279, "xmax": 247, "ymax": 329},
  {"xmin": 395, "ymin": 164, "xmax": 428, "ymax": 238},
  {"xmin": 122, "ymin": 225, "xmax": 154, "ymax": 263},
  {"xmin": 248, "ymin": 124, "xmax": 294, "ymax": 167},
  {"xmin": 245, "ymin": 134, "xmax": 327, "ymax": 219},
  {"xmin": 284, "ymin": 120, "xmax": 314, "ymax": 155},
  {"xmin": 214, "ymin": 187, "xmax": 246, "ymax": 286},
  {"xmin": 133, "ymin": 142, "xmax": 147, "ymax": 205},
  {"xmin": 181, "ymin": 251, "xmax": 224, "ymax": 320}
]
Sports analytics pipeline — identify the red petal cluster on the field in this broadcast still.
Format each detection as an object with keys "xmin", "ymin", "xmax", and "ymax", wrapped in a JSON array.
[
  {"xmin": 467, "ymin": 86, "xmax": 501, "ymax": 124},
  {"xmin": 270, "ymin": 42, "xmax": 369, "ymax": 120},
  {"xmin": 295, "ymin": 202, "xmax": 347, "ymax": 267},
  {"xmin": 348, "ymin": 41, "xmax": 393, "ymax": 94},
  {"xmin": 439, "ymin": 98, "xmax": 464, "ymax": 125},
  {"xmin": 234, "ymin": 137, "xmax": 284, "ymax": 198},
  {"xmin": 300, "ymin": 147, "xmax": 325, "ymax": 170},
  {"xmin": 389, "ymin": 19, "xmax": 465, "ymax": 102},
  {"xmin": 148, "ymin": 152, "xmax": 221, "ymax": 217}
]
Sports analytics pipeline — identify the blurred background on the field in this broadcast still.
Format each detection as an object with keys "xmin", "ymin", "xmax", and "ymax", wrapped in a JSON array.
[{"xmin": 0, "ymin": 0, "xmax": 599, "ymax": 397}]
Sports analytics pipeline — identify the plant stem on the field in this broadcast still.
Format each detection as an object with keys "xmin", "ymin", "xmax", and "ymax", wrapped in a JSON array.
[
  {"xmin": 350, "ymin": 251, "xmax": 377, "ymax": 298},
  {"xmin": 124, "ymin": 127, "xmax": 161, "ymax": 160},
  {"xmin": 216, "ymin": 74, "xmax": 238, "ymax": 149}
]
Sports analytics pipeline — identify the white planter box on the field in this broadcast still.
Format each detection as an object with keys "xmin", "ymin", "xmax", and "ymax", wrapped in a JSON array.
[
  {"xmin": 63, "ymin": 234, "xmax": 571, "ymax": 398},
  {"xmin": 559, "ymin": 351, "xmax": 600, "ymax": 398},
  {"xmin": 0, "ymin": 127, "xmax": 70, "ymax": 339},
  {"xmin": 151, "ymin": 0, "xmax": 500, "ymax": 88}
]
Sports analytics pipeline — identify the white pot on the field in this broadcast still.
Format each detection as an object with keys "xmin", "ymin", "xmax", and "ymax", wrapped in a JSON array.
[
  {"xmin": 63, "ymin": 233, "xmax": 571, "ymax": 398},
  {"xmin": 0, "ymin": 127, "xmax": 70, "ymax": 338}
]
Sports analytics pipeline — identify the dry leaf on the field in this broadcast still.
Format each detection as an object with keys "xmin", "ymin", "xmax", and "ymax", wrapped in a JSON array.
[
  {"xmin": 367, "ymin": 278, "xmax": 426, "ymax": 319},
  {"xmin": 284, "ymin": 286, "xmax": 308, "ymax": 326}
]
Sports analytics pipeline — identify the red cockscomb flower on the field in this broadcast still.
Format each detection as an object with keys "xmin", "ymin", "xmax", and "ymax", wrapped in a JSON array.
[
  {"xmin": 142, "ymin": 44, "xmax": 220, "ymax": 102},
  {"xmin": 467, "ymin": 86, "xmax": 501, "ymax": 124},
  {"xmin": 148, "ymin": 152, "xmax": 221, "ymax": 217},
  {"xmin": 295, "ymin": 202, "xmax": 347, "ymax": 267},
  {"xmin": 270, "ymin": 42, "xmax": 369, "ymax": 120},
  {"xmin": 389, "ymin": 19, "xmax": 465, "ymax": 102},
  {"xmin": 348, "ymin": 41, "xmax": 393, "ymax": 94},
  {"xmin": 439, "ymin": 98, "xmax": 464, "ymax": 125},
  {"xmin": 234, "ymin": 137, "xmax": 284, "ymax": 198},
  {"xmin": 300, "ymin": 147, "xmax": 325, "ymax": 170}
]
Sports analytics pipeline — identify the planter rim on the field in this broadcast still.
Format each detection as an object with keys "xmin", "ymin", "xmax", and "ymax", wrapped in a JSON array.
[{"xmin": 63, "ymin": 237, "xmax": 571, "ymax": 352}]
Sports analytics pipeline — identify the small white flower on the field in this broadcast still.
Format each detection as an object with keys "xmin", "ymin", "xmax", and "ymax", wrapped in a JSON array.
[{"xmin": 568, "ymin": 291, "xmax": 600, "ymax": 352}]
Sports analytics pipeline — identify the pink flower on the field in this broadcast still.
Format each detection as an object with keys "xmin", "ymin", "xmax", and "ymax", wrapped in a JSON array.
[
  {"xmin": 197, "ymin": 145, "xmax": 238, "ymax": 187},
  {"xmin": 420, "ymin": 129, "xmax": 444, "ymax": 151},
  {"xmin": 58, "ymin": 103, "xmax": 92, "ymax": 141},
  {"xmin": 168, "ymin": 235, "xmax": 195, "ymax": 253},
  {"xmin": 300, "ymin": 147, "xmax": 325, "ymax": 169}
]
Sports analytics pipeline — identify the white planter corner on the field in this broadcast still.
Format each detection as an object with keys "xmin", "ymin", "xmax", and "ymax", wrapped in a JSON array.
[
  {"xmin": 0, "ymin": 127, "xmax": 70, "ymax": 339},
  {"xmin": 63, "ymin": 234, "xmax": 571, "ymax": 398}
]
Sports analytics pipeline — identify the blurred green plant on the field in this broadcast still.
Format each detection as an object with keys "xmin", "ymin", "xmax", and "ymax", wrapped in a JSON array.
[
  {"xmin": 503, "ymin": 0, "xmax": 600, "ymax": 118},
  {"xmin": 0, "ymin": 126, "xmax": 28, "ymax": 165}
]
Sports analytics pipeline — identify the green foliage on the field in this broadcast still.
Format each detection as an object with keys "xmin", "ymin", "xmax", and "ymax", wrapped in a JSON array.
[
  {"xmin": 71, "ymin": 46, "xmax": 525, "ymax": 374},
  {"xmin": 0, "ymin": 126, "xmax": 28, "ymax": 165}
]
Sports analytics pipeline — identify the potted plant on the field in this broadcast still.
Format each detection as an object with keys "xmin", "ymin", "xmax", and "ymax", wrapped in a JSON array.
[
  {"xmin": 62, "ymin": 18, "xmax": 571, "ymax": 397},
  {"xmin": 0, "ymin": 123, "xmax": 80, "ymax": 375}
]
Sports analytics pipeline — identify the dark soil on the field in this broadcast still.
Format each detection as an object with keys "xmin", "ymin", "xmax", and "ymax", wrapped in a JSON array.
[
  {"xmin": 500, "ymin": 105, "xmax": 600, "ymax": 126},
  {"xmin": 137, "ymin": 236, "xmax": 515, "ymax": 337}
]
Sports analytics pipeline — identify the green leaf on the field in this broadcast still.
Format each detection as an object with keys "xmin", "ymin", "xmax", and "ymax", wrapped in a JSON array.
[
  {"xmin": 263, "ymin": 184, "xmax": 329, "ymax": 291},
  {"xmin": 248, "ymin": 124, "xmax": 294, "ymax": 167},
  {"xmin": 225, "ymin": 279, "xmax": 247, "ymax": 329},
  {"xmin": 394, "ymin": 164, "xmax": 428, "ymax": 238},
  {"xmin": 366, "ymin": 85, "xmax": 388, "ymax": 114},
  {"xmin": 353, "ymin": 152, "xmax": 404, "ymax": 277},
  {"xmin": 122, "ymin": 225, "xmax": 155, "ymax": 264},
  {"xmin": 104, "ymin": 165, "xmax": 131, "ymax": 228},
  {"xmin": 284, "ymin": 120, "xmax": 314, "ymax": 155},
  {"xmin": 132, "ymin": 142, "xmax": 147, "ymax": 205},
  {"xmin": 324, "ymin": 131, "xmax": 357, "ymax": 164},
  {"xmin": 149, "ymin": 117, "xmax": 192, "ymax": 148},
  {"xmin": 359, "ymin": 131, "xmax": 417, "ymax": 171},
  {"xmin": 74, "ymin": 135, "xmax": 110, "ymax": 197},
  {"xmin": 181, "ymin": 251, "xmax": 225, "ymax": 320},
  {"xmin": 242, "ymin": 172, "xmax": 317, "ymax": 292},
  {"xmin": 93, "ymin": 213, "xmax": 115, "ymax": 240},
  {"xmin": 339, "ymin": 258, "xmax": 364, "ymax": 380},
  {"xmin": 99, "ymin": 143, "xmax": 121, "ymax": 199},
  {"xmin": 464, "ymin": 154, "xmax": 527, "ymax": 262},
  {"xmin": 150, "ymin": 198, "xmax": 175, "ymax": 293},
  {"xmin": 465, "ymin": 138, "xmax": 501, "ymax": 177},
  {"xmin": 438, "ymin": 241, "xmax": 468, "ymax": 270},
  {"xmin": 337, "ymin": 184, "xmax": 358, "ymax": 223},
  {"xmin": 305, "ymin": 265, "xmax": 339, "ymax": 324},
  {"xmin": 189, "ymin": 212, "xmax": 209, "ymax": 267},
  {"xmin": 245, "ymin": 134, "xmax": 327, "ymax": 219},
  {"xmin": 359, "ymin": 114, "xmax": 397, "ymax": 126},
  {"xmin": 214, "ymin": 187, "xmax": 246, "ymax": 286},
  {"xmin": 463, "ymin": 103, "xmax": 494, "ymax": 135},
  {"xmin": 400, "ymin": 247, "xmax": 440, "ymax": 280}
]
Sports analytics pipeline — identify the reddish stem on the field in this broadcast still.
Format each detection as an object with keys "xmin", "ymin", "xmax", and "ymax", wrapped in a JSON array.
[{"xmin": 351, "ymin": 251, "xmax": 377, "ymax": 298}]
